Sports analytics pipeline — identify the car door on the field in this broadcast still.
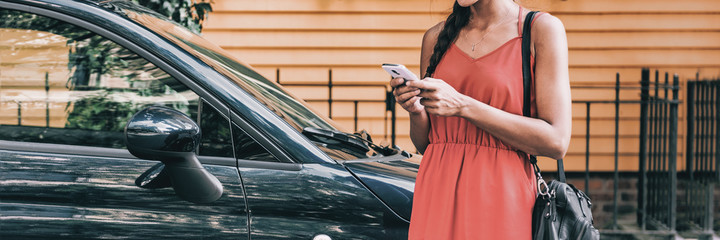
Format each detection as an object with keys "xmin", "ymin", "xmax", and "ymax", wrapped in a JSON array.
[
  {"xmin": 0, "ymin": 8, "xmax": 248, "ymax": 239},
  {"xmin": 228, "ymin": 116, "xmax": 408, "ymax": 239}
]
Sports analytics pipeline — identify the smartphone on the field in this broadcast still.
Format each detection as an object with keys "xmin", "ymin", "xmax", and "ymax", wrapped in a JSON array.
[{"xmin": 382, "ymin": 63, "xmax": 420, "ymax": 81}]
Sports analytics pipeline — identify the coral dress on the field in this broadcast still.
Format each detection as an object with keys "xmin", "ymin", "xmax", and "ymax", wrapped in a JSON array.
[{"xmin": 408, "ymin": 9, "xmax": 542, "ymax": 240}]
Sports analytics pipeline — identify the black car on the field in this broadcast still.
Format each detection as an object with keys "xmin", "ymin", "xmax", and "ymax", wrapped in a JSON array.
[{"xmin": 0, "ymin": 0, "xmax": 418, "ymax": 239}]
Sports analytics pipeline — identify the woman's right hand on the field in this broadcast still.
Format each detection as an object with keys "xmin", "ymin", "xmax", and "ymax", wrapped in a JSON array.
[{"xmin": 391, "ymin": 77, "xmax": 425, "ymax": 114}]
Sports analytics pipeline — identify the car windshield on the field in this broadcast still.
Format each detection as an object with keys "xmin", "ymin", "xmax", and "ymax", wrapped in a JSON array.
[{"xmin": 109, "ymin": 1, "xmax": 339, "ymax": 132}]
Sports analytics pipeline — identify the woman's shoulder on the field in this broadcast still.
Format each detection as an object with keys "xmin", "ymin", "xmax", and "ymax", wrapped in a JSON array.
[
  {"xmin": 426, "ymin": 21, "xmax": 445, "ymax": 37},
  {"xmin": 422, "ymin": 21, "xmax": 445, "ymax": 47},
  {"xmin": 531, "ymin": 12, "xmax": 565, "ymax": 39}
]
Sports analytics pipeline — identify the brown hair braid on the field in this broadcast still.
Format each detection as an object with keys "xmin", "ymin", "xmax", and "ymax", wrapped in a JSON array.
[{"xmin": 424, "ymin": 2, "xmax": 472, "ymax": 78}]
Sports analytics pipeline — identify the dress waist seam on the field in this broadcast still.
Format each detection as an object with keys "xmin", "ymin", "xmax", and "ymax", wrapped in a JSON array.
[{"xmin": 428, "ymin": 142, "xmax": 519, "ymax": 152}]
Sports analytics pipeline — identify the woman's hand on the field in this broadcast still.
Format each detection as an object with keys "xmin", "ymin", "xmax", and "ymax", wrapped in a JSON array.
[
  {"xmin": 390, "ymin": 77, "xmax": 425, "ymax": 114},
  {"xmin": 406, "ymin": 78, "xmax": 471, "ymax": 117}
]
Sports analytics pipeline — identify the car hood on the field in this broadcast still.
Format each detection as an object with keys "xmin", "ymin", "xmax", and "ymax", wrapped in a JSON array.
[{"xmin": 343, "ymin": 155, "xmax": 420, "ymax": 221}]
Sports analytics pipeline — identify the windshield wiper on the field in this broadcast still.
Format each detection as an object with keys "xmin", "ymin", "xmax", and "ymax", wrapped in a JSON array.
[
  {"xmin": 302, "ymin": 127, "xmax": 405, "ymax": 156},
  {"xmin": 302, "ymin": 127, "xmax": 369, "ymax": 153}
]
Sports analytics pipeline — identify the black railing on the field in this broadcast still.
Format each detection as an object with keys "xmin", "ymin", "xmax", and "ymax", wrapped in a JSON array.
[
  {"xmin": 3, "ymin": 72, "xmax": 52, "ymax": 127},
  {"xmin": 275, "ymin": 69, "xmax": 398, "ymax": 146},
  {"xmin": 638, "ymin": 69, "xmax": 681, "ymax": 232},
  {"xmin": 277, "ymin": 67, "xmax": 717, "ymax": 238},
  {"xmin": 682, "ymin": 76, "xmax": 719, "ymax": 235},
  {"xmin": 9, "ymin": 68, "xmax": 717, "ymax": 237},
  {"xmin": 571, "ymin": 73, "xmax": 648, "ymax": 232},
  {"xmin": 686, "ymin": 77, "xmax": 719, "ymax": 182}
]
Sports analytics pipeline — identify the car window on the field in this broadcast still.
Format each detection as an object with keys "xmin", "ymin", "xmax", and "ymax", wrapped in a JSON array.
[
  {"xmin": 198, "ymin": 100, "xmax": 233, "ymax": 157},
  {"xmin": 232, "ymin": 123, "xmax": 281, "ymax": 162},
  {"xmin": 0, "ymin": 9, "xmax": 229, "ymax": 157}
]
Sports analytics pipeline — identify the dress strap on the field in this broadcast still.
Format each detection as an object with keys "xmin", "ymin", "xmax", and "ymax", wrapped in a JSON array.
[
  {"xmin": 518, "ymin": 6, "xmax": 547, "ymax": 36},
  {"xmin": 517, "ymin": 6, "xmax": 523, "ymax": 36},
  {"xmin": 532, "ymin": 12, "xmax": 546, "ymax": 25}
]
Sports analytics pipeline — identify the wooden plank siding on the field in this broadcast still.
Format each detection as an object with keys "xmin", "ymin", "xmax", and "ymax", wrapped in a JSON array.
[
  {"xmin": 202, "ymin": 0, "xmax": 720, "ymax": 171},
  {"xmin": 0, "ymin": 29, "xmax": 73, "ymax": 128}
]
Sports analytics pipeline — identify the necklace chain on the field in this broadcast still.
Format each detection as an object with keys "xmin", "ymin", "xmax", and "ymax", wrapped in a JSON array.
[{"xmin": 465, "ymin": 5, "xmax": 513, "ymax": 52}]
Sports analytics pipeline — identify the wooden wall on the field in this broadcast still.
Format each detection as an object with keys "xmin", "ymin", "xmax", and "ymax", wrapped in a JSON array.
[
  {"xmin": 201, "ymin": 0, "xmax": 720, "ymax": 171},
  {"xmin": 0, "ymin": 29, "xmax": 72, "ymax": 127}
]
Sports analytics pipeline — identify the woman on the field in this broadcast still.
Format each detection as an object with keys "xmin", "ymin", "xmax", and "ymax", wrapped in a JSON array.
[{"xmin": 390, "ymin": 0, "xmax": 571, "ymax": 239}]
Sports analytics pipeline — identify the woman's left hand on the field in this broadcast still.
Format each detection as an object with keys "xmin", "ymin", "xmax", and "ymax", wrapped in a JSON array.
[{"xmin": 406, "ymin": 77, "xmax": 471, "ymax": 117}]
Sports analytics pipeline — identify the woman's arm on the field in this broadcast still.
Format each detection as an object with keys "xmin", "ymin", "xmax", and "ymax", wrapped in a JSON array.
[
  {"xmin": 408, "ymin": 15, "xmax": 571, "ymax": 159},
  {"xmin": 390, "ymin": 23, "xmax": 443, "ymax": 154}
]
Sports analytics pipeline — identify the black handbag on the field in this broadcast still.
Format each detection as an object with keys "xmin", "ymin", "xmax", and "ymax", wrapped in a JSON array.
[{"xmin": 521, "ymin": 11, "xmax": 600, "ymax": 240}]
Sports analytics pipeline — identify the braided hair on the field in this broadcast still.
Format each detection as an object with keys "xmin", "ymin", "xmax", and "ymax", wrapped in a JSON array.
[{"xmin": 424, "ymin": 2, "xmax": 472, "ymax": 78}]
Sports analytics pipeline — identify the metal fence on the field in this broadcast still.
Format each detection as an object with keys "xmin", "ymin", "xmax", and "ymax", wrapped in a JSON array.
[
  {"xmin": 274, "ymin": 69, "xmax": 398, "ymax": 146},
  {"xmin": 637, "ymin": 69, "xmax": 681, "ymax": 233},
  {"xmin": 6, "ymin": 67, "xmax": 719, "ymax": 238},
  {"xmin": 5, "ymin": 72, "xmax": 53, "ymax": 127},
  {"xmin": 686, "ymin": 77, "xmax": 719, "ymax": 182},
  {"xmin": 571, "ymin": 73, "xmax": 637, "ymax": 232},
  {"xmin": 681, "ymin": 76, "xmax": 719, "ymax": 235},
  {"xmin": 279, "ymin": 67, "xmax": 720, "ymax": 239}
]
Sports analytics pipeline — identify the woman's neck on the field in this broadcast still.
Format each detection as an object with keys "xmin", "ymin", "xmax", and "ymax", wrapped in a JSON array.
[{"xmin": 468, "ymin": 0, "xmax": 517, "ymax": 30}]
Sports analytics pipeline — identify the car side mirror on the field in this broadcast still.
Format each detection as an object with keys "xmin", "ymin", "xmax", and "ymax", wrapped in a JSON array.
[{"xmin": 125, "ymin": 106, "xmax": 223, "ymax": 203}]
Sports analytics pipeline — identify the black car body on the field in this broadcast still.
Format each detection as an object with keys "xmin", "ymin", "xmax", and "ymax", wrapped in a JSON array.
[{"xmin": 0, "ymin": 0, "xmax": 418, "ymax": 239}]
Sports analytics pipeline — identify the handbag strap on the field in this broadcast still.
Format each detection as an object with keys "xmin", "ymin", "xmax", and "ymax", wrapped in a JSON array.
[{"xmin": 521, "ymin": 10, "xmax": 566, "ymax": 183}]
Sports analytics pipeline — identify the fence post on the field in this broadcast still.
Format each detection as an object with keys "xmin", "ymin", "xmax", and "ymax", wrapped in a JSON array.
[
  {"xmin": 686, "ymin": 80, "xmax": 695, "ymax": 180},
  {"xmin": 686, "ymin": 78, "xmax": 696, "ymax": 230},
  {"xmin": 17, "ymin": 101, "xmax": 22, "ymax": 126},
  {"xmin": 276, "ymin": 68, "xmax": 280, "ymax": 83},
  {"xmin": 613, "ymin": 72, "xmax": 620, "ymax": 230},
  {"xmin": 328, "ymin": 69, "xmax": 333, "ymax": 119},
  {"xmin": 661, "ymin": 72, "xmax": 669, "ymax": 225},
  {"xmin": 391, "ymin": 94, "xmax": 396, "ymax": 147},
  {"xmin": 585, "ymin": 102, "xmax": 590, "ymax": 194},
  {"xmin": 668, "ymin": 74, "xmax": 678, "ymax": 232},
  {"xmin": 716, "ymin": 80, "xmax": 720, "ymax": 182},
  {"xmin": 385, "ymin": 86, "xmax": 397, "ymax": 147},
  {"xmin": 652, "ymin": 70, "xmax": 660, "ymax": 223},
  {"xmin": 353, "ymin": 101, "xmax": 358, "ymax": 132},
  {"xmin": 638, "ymin": 68, "xmax": 649, "ymax": 230}
]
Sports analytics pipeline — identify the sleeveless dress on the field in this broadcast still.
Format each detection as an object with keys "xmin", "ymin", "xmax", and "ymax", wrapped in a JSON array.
[{"xmin": 408, "ymin": 9, "xmax": 543, "ymax": 240}]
